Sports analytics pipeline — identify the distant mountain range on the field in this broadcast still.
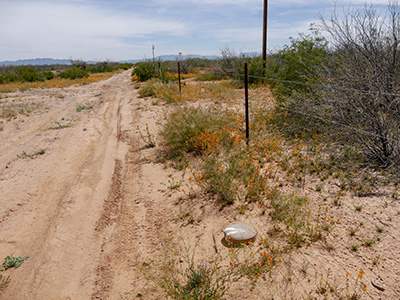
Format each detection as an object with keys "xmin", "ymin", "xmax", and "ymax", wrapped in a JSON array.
[
  {"xmin": 0, "ymin": 58, "xmax": 72, "ymax": 66},
  {"xmin": 1, "ymin": 54, "xmax": 220, "ymax": 66},
  {"xmin": 0, "ymin": 53, "xmax": 259, "ymax": 66}
]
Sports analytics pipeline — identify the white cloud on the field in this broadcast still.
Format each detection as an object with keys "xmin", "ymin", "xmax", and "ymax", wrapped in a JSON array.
[
  {"xmin": 0, "ymin": 0, "xmax": 396, "ymax": 61},
  {"xmin": 0, "ymin": 0, "xmax": 182, "ymax": 60}
]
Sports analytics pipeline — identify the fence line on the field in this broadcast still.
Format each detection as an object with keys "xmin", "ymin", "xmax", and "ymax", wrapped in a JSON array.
[
  {"xmin": 211, "ymin": 69, "xmax": 400, "ymax": 99},
  {"xmin": 172, "ymin": 63, "xmax": 400, "ymax": 297}
]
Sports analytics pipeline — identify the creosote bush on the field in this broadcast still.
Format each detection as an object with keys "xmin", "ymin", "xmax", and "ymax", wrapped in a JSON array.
[
  {"xmin": 161, "ymin": 106, "xmax": 239, "ymax": 159},
  {"xmin": 58, "ymin": 66, "xmax": 89, "ymax": 80}
]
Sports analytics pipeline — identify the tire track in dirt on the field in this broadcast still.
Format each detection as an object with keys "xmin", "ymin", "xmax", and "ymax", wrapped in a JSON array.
[
  {"xmin": 90, "ymin": 90, "xmax": 173, "ymax": 299},
  {"xmin": 0, "ymin": 71, "xmax": 137, "ymax": 300}
]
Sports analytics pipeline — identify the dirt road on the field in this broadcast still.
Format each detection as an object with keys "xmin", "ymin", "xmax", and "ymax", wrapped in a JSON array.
[
  {"xmin": 2, "ymin": 70, "xmax": 400, "ymax": 300},
  {"xmin": 0, "ymin": 71, "xmax": 171, "ymax": 299}
]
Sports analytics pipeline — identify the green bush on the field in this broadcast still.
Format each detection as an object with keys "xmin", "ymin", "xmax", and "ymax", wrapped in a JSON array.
[
  {"xmin": 0, "ymin": 72, "xmax": 18, "ymax": 84},
  {"xmin": 160, "ymin": 106, "xmax": 237, "ymax": 159},
  {"xmin": 132, "ymin": 61, "xmax": 157, "ymax": 82},
  {"xmin": 117, "ymin": 63, "xmax": 133, "ymax": 70},
  {"xmin": 0, "ymin": 66, "xmax": 55, "ymax": 83},
  {"xmin": 40, "ymin": 70, "xmax": 55, "ymax": 80},
  {"xmin": 58, "ymin": 67, "xmax": 89, "ymax": 79},
  {"xmin": 138, "ymin": 78, "xmax": 157, "ymax": 98},
  {"xmin": 265, "ymin": 31, "xmax": 328, "ymax": 103},
  {"xmin": 1, "ymin": 254, "xmax": 29, "ymax": 271},
  {"xmin": 87, "ymin": 61, "xmax": 116, "ymax": 73}
]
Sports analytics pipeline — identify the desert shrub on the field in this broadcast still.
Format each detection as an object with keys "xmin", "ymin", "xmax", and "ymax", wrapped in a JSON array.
[
  {"xmin": 194, "ymin": 72, "xmax": 226, "ymax": 81},
  {"xmin": 264, "ymin": 30, "xmax": 328, "ymax": 104},
  {"xmin": 0, "ymin": 67, "xmax": 55, "ymax": 83},
  {"xmin": 160, "ymin": 106, "xmax": 238, "ymax": 159},
  {"xmin": 87, "ymin": 61, "xmax": 116, "ymax": 73},
  {"xmin": 159, "ymin": 260, "xmax": 234, "ymax": 300},
  {"xmin": 233, "ymin": 56, "xmax": 266, "ymax": 84},
  {"xmin": 16, "ymin": 66, "xmax": 41, "ymax": 82},
  {"xmin": 40, "ymin": 70, "xmax": 55, "ymax": 80},
  {"xmin": 117, "ymin": 63, "xmax": 133, "ymax": 70},
  {"xmin": 1, "ymin": 254, "xmax": 29, "ymax": 271},
  {"xmin": 132, "ymin": 61, "xmax": 157, "ymax": 82},
  {"xmin": 317, "ymin": 2, "xmax": 400, "ymax": 167},
  {"xmin": 0, "ymin": 72, "xmax": 18, "ymax": 84},
  {"xmin": 138, "ymin": 78, "xmax": 157, "ymax": 98},
  {"xmin": 154, "ymin": 81, "xmax": 180, "ymax": 103},
  {"xmin": 200, "ymin": 148, "xmax": 268, "ymax": 205},
  {"xmin": 58, "ymin": 66, "xmax": 89, "ymax": 79}
]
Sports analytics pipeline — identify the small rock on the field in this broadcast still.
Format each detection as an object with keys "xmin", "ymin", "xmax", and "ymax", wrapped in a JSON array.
[{"xmin": 223, "ymin": 223, "xmax": 257, "ymax": 245}]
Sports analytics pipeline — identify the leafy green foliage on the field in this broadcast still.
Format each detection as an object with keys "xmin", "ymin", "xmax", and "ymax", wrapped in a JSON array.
[
  {"xmin": 157, "ymin": 258, "xmax": 236, "ymax": 300},
  {"xmin": 0, "ymin": 274, "xmax": 10, "ymax": 290},
  {"xmin": 160, "ymin": 106, "xmax": 237, "ymax": 159},
  {"xmin": 76, "ymin": 104, "xmax": 93, "ymax": 112},
  {"xmin": 265, "ymin": 30, "xmax": 328, "ymax": 104},
  {"xmin": 1, "ymin": 255, "xmax": 29, "ymax": 271},
  {"xmin": 138, "ymin": 78, "xmax": 157, "ymax": 98},
  {"xmin": 117, "ymin": 63, "xmax": 133, "ymax": 70},
  {"xmin": 58, "ymin": 66, "xmax": 89, "ymax": 79},
  {"xmin": 132, "ymin": 62, "xmax": 158, "ymax": 82},
  {"xmin": 0, "ymin": 66, "xmax": 55, "ymax": 84}
]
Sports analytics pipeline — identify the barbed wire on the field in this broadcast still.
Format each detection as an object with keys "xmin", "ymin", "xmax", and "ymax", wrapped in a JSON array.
[
  {"xmin": 208, "ymin": 68, "xmax": 400, "ymax": 99},
  {"xmin": 176, "ymin": 63, "xmax": 400, "ymax": 296}
]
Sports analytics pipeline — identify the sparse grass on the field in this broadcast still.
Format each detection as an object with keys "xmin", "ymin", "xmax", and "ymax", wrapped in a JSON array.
[
  {"xmin": 146, "ymin": 244, "xmax": 241, "ymax": 300},
  {"xmin": 17, "ymin": 149, "xmax": 46, "ymax": 159},
  {"xmin": 0, "ymin": 72, "xmax": 118, "ymax": 93},
  {"xmin": 0, "ymin": 274, "xmax": 10, "ymax": 290},
  {"xmin": 76, "ymin": 104, "xmax": 93, "ymax": 112},
  {"xmin": 138, "ymin": 124, "xmax": 156, "ymax": 149},
  {"xmin": 138, "ymin": 78, "xmax": 158, "ymax": 98},
  {"xmin": 351, "ymin": 244, "xmax": 359, "ymax": 252},
  {"xmin": 0, "ymin": 102, "xmax": 37, "ymax": 119},
  {"xmin": 364, "ymin": 240, "xmax": 374, "ymax": 247},
  {"xmin": 160, "ymin": 105, "xmax": 240, "ymax": 160},
  {"xmin": 151, "ymin": 76, "xmax": 394, "ymax": 298},
  {"xmin": 48, "ymin": 121, "xmax": 73, "ymax": 130}
]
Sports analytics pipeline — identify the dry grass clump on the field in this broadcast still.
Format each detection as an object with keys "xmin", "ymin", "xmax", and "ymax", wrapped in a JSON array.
[
  {"xmin": 143, "ymin": 75, "xmax": 398, "ymax": 298},
  {"xmin": 0, "ymin": 72, "xmax": 118, "ymax": 93}
]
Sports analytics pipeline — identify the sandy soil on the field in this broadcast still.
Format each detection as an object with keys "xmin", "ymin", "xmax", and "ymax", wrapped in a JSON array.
[
  {"xmin": 0, "ymin": 71, "xmax": 399, "ymax": 300},
  {"xmin": 0, "ymin": 71, "xmax": 168, "ymax": 299}
]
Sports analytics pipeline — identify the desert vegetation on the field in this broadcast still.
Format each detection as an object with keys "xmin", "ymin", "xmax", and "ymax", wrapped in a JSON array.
[
  {"xmin": 131, "ymin": 2, "xmax": 400, "ymax": 299},
  {"xmin": 0, "ymin": 61, "xmax": 133, "ymax": 92},
  {"xmin": 1, "ymin": 1, "xmax": 399, "ymax": 299}
]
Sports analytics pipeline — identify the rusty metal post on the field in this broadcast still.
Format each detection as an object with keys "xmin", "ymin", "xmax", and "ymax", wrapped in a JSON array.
[
  {"xmin": 178, "ymin": 61, "xmax": 182, "ymax": 96},
  {"xmin": 262, "ymin": 0, "xmax": 268, "ymax": 70},
  {"xmin": 244, "ymin": 62, "xmax": 249, "ymax": 145}
]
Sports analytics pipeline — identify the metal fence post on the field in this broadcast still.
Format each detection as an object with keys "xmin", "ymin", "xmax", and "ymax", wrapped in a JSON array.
[
  {"xmin": 244, "ymin": 63, "xmax": 249, "ymax": 145},
  {"xmin": 178, "ymin": 61, "xmax": 182, "ymax": 97}
]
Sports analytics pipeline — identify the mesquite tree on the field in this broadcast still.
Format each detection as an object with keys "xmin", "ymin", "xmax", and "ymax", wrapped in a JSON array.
[{"xmin": 318, "ymin": 1, "xmax": 400, "ymax": 167}]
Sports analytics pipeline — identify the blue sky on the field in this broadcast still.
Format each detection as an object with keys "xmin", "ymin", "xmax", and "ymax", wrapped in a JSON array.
[{"xmin": 0, "ymin": 0, "xmax": 392, "ymax": 61}]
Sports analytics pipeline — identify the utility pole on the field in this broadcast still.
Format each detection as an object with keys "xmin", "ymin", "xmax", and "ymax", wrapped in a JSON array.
[
  {"xmin": 152, "ymin": 45, "xmax": 156, "ymax": 72},
  {"xmin": 262, "ymin": 0, "xmax": 268, "ymax": 64},
  {"xmin": 244, "ymin": 63, "xmax": 249, "ymax": 145}
]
